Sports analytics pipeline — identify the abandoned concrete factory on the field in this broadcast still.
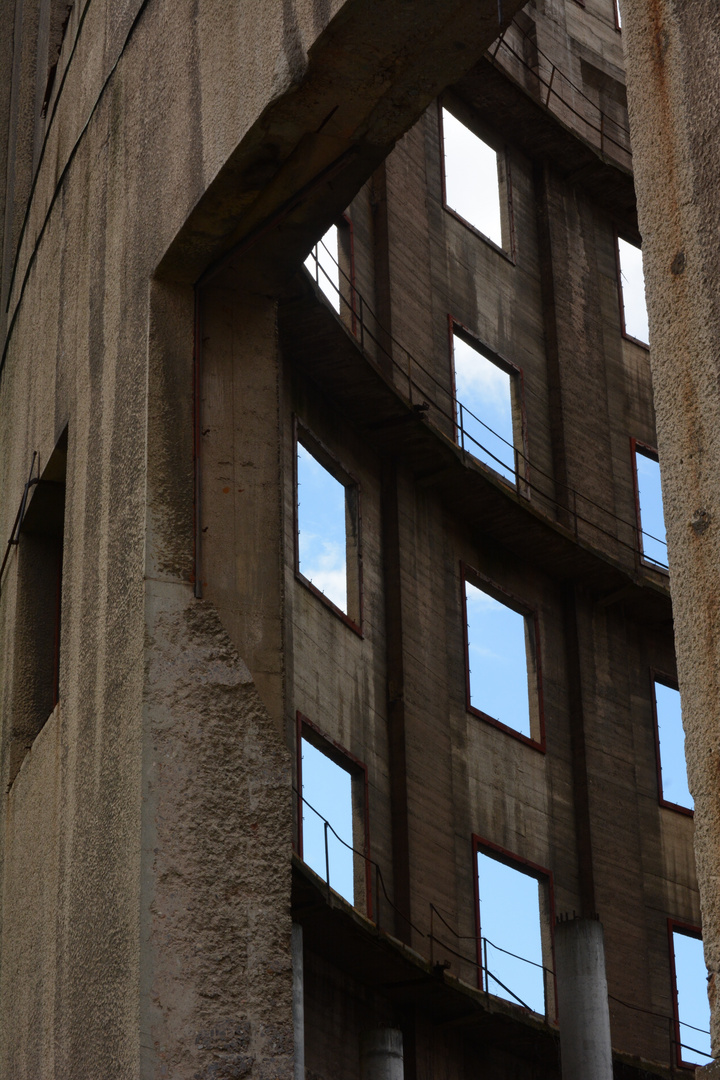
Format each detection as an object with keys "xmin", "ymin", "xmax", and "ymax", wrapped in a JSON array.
[{"xmin": 4, "ymin": 0, "xmax": 720, "ymax": 1077}]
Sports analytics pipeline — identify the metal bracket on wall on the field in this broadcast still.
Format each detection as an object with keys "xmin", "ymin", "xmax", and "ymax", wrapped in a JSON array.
[{"xmin": 0, "ymin": 451, "xmax": 39, "ymax": 595}]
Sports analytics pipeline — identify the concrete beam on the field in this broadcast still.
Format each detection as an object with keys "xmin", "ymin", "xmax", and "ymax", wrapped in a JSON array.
[{"xmin": 158, "ymin": 0, "xmax": 529, "ymax": 289}]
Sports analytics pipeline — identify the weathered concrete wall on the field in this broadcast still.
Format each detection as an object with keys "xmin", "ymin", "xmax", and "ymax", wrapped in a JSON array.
[
  {"xmin": 621, "ymin": 0, "xmax": 720, "ymax": 1054},
  {"xmin": 0, "ymin": 0, "xmax": 534, "ymax": 1075}
]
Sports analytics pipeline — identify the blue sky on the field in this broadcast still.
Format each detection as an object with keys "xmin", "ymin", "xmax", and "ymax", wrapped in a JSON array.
[
  {"xmin": 655, "ymin": 681, "xmax": 692, "ymax": 809},
  {"xmin": 477, "ymin": 852, "xmax": 545, "ymax": 1014},
  {"xmin": 453, "ymin": 334, "xmax": 516, "ymax": 484},
  {"xmin": 442, "ymin": 108, "xmax": 503, "ymax": 246},
  {"xmin": 635, "ymin": 451, "xmax": 667, "ymax": 567},
  {"xmin": 297, "ymin": 442, "xmax": 348, "ymax": 612},
  {"xmin": 301, "ymin": 738, "xmax": 355, "ymax": 904},
  {"xmin": 673, "ymin": 931, "xmax": 711, "ymax": 1064},
  {"xmin": 465, "ymin": 580, "xmax": 531, "ymax": 738},
  {"xmin": 618, "ymin": 237, "xmax": 649, "ymax": 344}
]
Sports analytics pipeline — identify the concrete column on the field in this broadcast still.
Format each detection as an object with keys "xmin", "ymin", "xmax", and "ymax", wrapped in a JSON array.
[
  {"xmin": 621, "ymin": 0, "xmax": 720, "ymax": 1058},
  {"xmin": 292, "ymin": 923, "xmax": 304, "ymax": 1080},
  {"xmin": 555, "ymin": 918, "xmax": 613, "ymax": 1080},
  {"xmin": 360, "ymin": 1029, "xmax": 404, "ymax": 1080}
]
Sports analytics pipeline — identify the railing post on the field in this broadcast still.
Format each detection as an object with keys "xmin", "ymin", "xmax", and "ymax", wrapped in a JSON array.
[
  {"xmin": 483, "ymin": 937, "xmax": 489, "ymax": 996},
  {"xmin": 375, "ymin": 866, "xmax": 380, "ymax": 930},
  {"xmin": 459, "ymin": 403, "xmax": 465, "ymax": 451},
  {"xmin": 430, "ymin": 905, "xmax": 434, "ymax": 966},
  {"xmin": 546, "ymin": 64, "xmax": 556, "ymax": 108},
  {"xmin": 324, "ymin": 821, "xmax": 330, "ymax": 901}
]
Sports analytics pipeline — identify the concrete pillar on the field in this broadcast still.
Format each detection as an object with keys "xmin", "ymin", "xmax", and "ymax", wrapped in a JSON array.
[
  {"xmin": 621, "ymin": 0, "xmax": 720, "ymax": 1058},
  {"xmin": 292, "ymin": 923, "xmax": 304, "ymax": 1080},
  {"xmin": 360, "ymin": 1029, "xmax": 404, "ymax": 1080},
  {"xmin": 555, "ymin": 918, "xmax": 613, "ymax": 1080}
]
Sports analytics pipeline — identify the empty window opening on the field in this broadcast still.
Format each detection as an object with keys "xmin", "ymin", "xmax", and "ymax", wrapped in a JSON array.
[
  {"xmin": 303, "ymin": 219, "xmax": 356, "ymax": 325},
  {"xmin": 632, "ymin": 441, "xmax": 667, "ymax": 568},
  {"xmin": 441, "ymin": 107, "xmax": 504, "ymax": 248},
  {"xmin": 297, "ymin": 717, "xmax": 370, "ymax": 912},
  {"xmin": 452, "ymin": 328, "xmax": 518, "ymax": 485},
  {"xmin": 670, "ymin": 925, "xmax": 712, "ymax": 1068},
  {"xmin": 617, "ymin": 236, "xmax": 648, "ymax": 344},
  {"xmin": 10, "ymin": 429, "xmax": 67, "ymax": 784},
  {"xmin": 653, "ymin": 678, "xmax": 692, "ymax": 812},
  {"xmin": 476, "ymin": 845, "xmax": 551, "ymax": 1016},
  {"xmin": 304, "ymin": 223, "xmax": 340, "ymax": 312},
  {"xmin": 463, "ymin": 574, "xmax": 542, "ymax": 746},
  {"xmin": 295, "ymin": 424, "xmax": 361, "ymax": 629}
]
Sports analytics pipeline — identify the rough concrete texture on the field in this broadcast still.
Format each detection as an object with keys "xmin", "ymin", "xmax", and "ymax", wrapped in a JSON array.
[
  {"xmin": 622, "ymin": 0, "xmax": 720, "ymax": 1055},
  {"xmin": 142, "ymin": 587, "xmax": 293, "ymax": 1079}
]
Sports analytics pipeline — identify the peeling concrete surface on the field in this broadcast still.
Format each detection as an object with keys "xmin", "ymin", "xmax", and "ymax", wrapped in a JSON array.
[{"xmin": 142, "ymin": 588, "xmax": 293, "ymax": 1080}]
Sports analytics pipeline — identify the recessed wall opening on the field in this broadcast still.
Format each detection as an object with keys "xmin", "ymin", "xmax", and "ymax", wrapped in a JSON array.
[
  {"xmin": 475, "ymin": 841, "xmax": 553, "ymax": 1017},
  {"xmin": 296, "ymin": 714, "xmax": 370, "ymax": 913},
  {"xmin": 631, "ymin": 440, "xmax": 667, "ymax": 569},
  {"xmin": 440, "ymin": 106, "xmax": 505, "ymax": 249},
  {"xmin": 451, "ymin": 326, "xmax": 520, "ymax": 485},
  {"xmin": 463, "ymin": 570, "xmax": 543, "ymax": 748},
  {"xmin": 295, "ymin": 422, "xmax": 362, "ymax": 630},
  {"xmin": 669, "ymin": 923, "xmax": 712, "ymax": 1068},
  {"xmin": 10, "ymin": 428, "xmax": 67, "ymax": 784},
  {"xmin": 617, "ymin": 235, "xmax": 648, "ymax": 345},
  {"xmin": 653, "ymin": 676, "xmax": 692, "ymax": 812}
]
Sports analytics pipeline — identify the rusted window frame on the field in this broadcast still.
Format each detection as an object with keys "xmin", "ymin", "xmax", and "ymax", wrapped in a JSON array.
[
  {"xmin": 667, "ymin": 918, "xmax": 708, "ymax": 1070},
  {"xmin": 296, "ymin": 710, "xmax": 373, "ymax": 916},
  {"xmin": 293, "ymin": 417, "xmax": 363, "ymax": 636},
  {"xmin": 615, "ymin": 231, "xmax": 649, "ymax": 349},
  {"xmin": 461, "ymin": 563, "xmax": 546, "ymax": 752},
  {"xmin": 630, "ymin": 437, "xmax": 668, "ymax": 573},
  {"xmin": 448, "ymin": 317, "xmax": 529, "ymax": 493},
  {"xmin": 438, "ymin": 99, "xmax": 516, "ymax": 263},
  {"xmin": 472, "ymin": 834, "xmax": 556, "ymax": 1018},
  {"xmin": 651, "ymin": 670, "xmax": 693, "ymax": 817}
]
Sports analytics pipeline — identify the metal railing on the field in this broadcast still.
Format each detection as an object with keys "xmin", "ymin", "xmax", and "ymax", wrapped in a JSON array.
[
  {"xmin": 303, "ymin": 238, "xmax": 668, "ymax": 572},
  {"xmin": 295, "ymin": 793, "xmax": 711, "ymax": 1066},
  {"xmin": 489, "ymin": 18, "xmax": 632, "ymax": 170}
]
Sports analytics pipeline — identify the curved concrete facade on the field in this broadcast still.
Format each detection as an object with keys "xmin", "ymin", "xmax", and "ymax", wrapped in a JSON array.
[{"xmin": 0, "ymin": 0, "xmax": 528, "ymax": 1076}]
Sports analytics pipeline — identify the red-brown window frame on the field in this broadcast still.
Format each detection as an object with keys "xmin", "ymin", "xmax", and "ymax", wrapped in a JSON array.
[
  {"xmin": 651, "ymin": 670, "xmax": 693, "ymax": 817},
  {"xmin": 472, "ymin": 834, "xmax": 556, "ymax": 1018},
  {"xmin": 667, "ymin": 918, "xmax": 709, "ymax": 1070},
  {"xmin": 448, "ymin": 318, "xmax": 530, "ymax": 493},
  {"xmin": 438, "ymin": 99, "xmax": 516, "ymax": 262},
  {"xmin": 630, "ymin": 437, "xmax": 668, "ymax": 573},
  {"xmin": 293, "ymin": 417, "xmax": 364, "ymax": 636},
  {"xmin": 296, "ymin": 711, "xmax": 373, "ymax": 916},
  {"xmin": 461, "ymin": 563, "xmax": 546, "ymax": 752},
  {"xmin": 615, "ymin": 231, "xmax": 649, "ymax": 349}
]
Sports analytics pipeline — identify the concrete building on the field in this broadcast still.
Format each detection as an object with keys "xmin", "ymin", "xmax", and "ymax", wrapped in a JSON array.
[{"xmin": 1, "ymin": 0, "xmax": 718, "ymax": 1076}]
